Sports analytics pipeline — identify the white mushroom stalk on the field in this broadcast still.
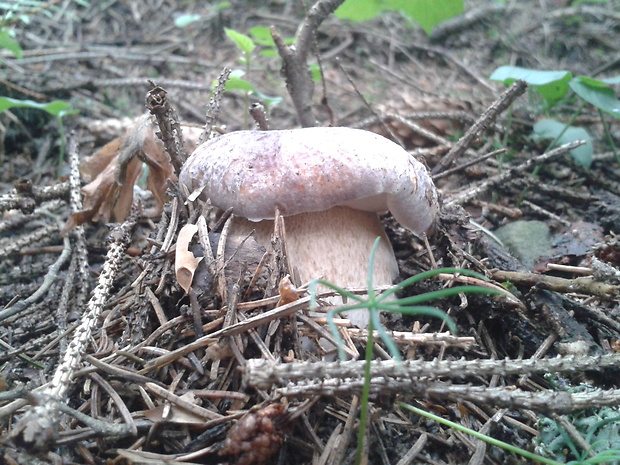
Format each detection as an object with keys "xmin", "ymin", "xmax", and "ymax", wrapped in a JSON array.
[{"xmin": 180, "ymin": 127, "xmax": 439, "ymax": 328}]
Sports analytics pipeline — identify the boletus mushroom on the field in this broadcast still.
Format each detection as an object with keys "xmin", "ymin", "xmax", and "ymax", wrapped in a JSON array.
[{"xmin": 179, "ymin": 127, "xmax": 438, "ymax": 328}]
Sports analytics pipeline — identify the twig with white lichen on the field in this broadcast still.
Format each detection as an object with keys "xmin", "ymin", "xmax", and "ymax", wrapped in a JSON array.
[{"xmin": 10, "ymin": 212, "xmax": 137, "ymax": 451}]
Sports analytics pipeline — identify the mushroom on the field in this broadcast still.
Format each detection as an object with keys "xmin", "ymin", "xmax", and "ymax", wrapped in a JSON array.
[{"xmin": 179, "ymin": 127, "xmax": 438, "ymax": 328}]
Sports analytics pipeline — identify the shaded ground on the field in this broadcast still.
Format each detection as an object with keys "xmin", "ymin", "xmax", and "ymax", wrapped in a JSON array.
[{"xmin": 1, "ymin": 1, "xmax": 620, "ymax": 464}]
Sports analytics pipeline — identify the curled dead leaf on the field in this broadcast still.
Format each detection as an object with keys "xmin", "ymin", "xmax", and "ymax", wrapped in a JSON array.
[
  {"xmin": 63, "ymin": 115, "xmax": 201, "ymax": 234},
  {"xmin": 276, "ymin": 275, "xmax": 300, "ymax": 307},
  {"xmin": 175, "ymin": 223, "xmax": 203, "ymax": 293}
]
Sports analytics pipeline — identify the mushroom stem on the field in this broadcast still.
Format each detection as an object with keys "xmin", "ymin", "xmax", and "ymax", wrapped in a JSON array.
[{"xmin": 231, "ymin": 206, "xmax": 399, "ymax": 328}]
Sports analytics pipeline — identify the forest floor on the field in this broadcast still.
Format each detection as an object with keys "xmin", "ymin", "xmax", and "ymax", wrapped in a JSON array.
[{"xmin": 1, "ymin": 1, "xmax": 620, "ymax": 464}]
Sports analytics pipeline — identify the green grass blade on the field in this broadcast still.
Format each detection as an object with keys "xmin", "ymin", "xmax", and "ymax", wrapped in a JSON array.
[
  {"xmin": 378, "ymin": 267, "xmax": 491, "ymax": 302},
  {"xmin": 400, "ymin": 403, "xmax": 563, "ymax": 465},
  {"xmin": 392, "ymin": 286, "xmax": 503, "ymax": 306}
]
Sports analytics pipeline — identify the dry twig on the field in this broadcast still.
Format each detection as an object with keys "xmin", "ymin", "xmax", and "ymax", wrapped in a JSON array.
[
  {"xmin": 271, "ymin": 0, "xmax": 346, "ymax": 127},
  {"xmin": 433, "ymin": 79, "xmax": 527, "ymax": 174},
  {"xmin": 10, "ymin": 212, "xmax": 137, "ymax": 450}
]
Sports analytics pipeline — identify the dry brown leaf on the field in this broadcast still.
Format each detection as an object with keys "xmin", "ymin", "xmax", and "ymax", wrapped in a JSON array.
[
  {"xmin": 276, "ymin": 275, "xmax": 300, "ymax": 307},
  {"xmin": 175, "ymin": 223, "xmax": 203, "ymax": 293},
  {"xmin": 64, "ymin": 115, "xmax": 201, "ymax": 233}
]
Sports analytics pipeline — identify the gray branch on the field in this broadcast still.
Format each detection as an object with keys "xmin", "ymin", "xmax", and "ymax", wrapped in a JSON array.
[
  {"xmin": 244, "ymin": 354, "xmax": 620, "ymax": 414},
  {"xmin": 272, "ymin": 0, "xmax": 346, "ymax": 127}
]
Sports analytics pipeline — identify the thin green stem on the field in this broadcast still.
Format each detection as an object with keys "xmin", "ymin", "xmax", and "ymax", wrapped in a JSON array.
[
  {"xmin": 377, "ymin": 267, "xmax": 490, "ymax": 302},
  {"xmin": 597, "ymin": 109, "xmax": 619, "ymax": 167},
  {"xmin": 530, "ymin": 100, "xmax": 587, "ymax": 180},
  {"xmin": 355, "ymin": 237, "xmax": 380, "ymax": 464},
  {"xmin": 391, "ymin": 286, "xmax": 502, "ymax": 307},
  {"xmin": 544, "ymin": 101, "xmax": 586, "ymax": 154},
  {"xmin": 400, "ymin": 403, "xmax": 563, "ymax": 465},
  {"xmin": 355, "ymin": 312, "xmax": 374, "ymax": 465}
]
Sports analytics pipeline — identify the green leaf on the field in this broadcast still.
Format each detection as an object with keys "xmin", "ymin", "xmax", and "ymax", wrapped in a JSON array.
[
  {"xmin": 174, "ymin": 14, "xmax": 202, "ymax": 28},
  {"xmin": 0, "ymin": 97, "xmax": 73, "ymax": 116},
  {"xmin": 569, "ymin": 77, "xmax": 620, "ymax": 119},
  {"xmin": 572, "ymin": 0, "xmax": 610, "ymax": 4},
  {"xmin": 225, "ymin": 28, "xmax": 255, "ymax": 55},
  {"xmin": 490, "ymin": 66, "xmax": 572, "ymax": 106},
  {"xmin": 602, "ymin": 75, "xmax": 620, "ymax": 85},
  {"xmin": 532, "ymin": 119, "xmax": 593, "ymax": 167},
  {"xmin": 309, "ymin": 63, "xmax": 323, "ymax": 82},
  {"xmin": 335, "ymin": 0, "xmax": 463, "ymax": 32},
  {"xmin": 335, "ymin": 0, "xmax": 384, "ymax": 22},
  {"xmin": 490, "ymin": 67, "xmax": 571, "ymax": 86},
  {"xmin": 0, "ymin": 29, "xmax": 22, "ymax": 58},
  {"xmin": 229, "ymin": 69, "xmax": 245, "ymax": 79},
  {"xmin": 216, "ymin": 1, "xmax": 232, "ymax": 11},
  {"xmin": 394, "ymin": 0, "xmax": 463, "ymax": 35},
  {"xmin": 222, "ymin": 78, "xmax": 256, "ymax": 93},
  {"xmin": 249, "ymin": 26, "xmax": 275, "ymax": 46}
]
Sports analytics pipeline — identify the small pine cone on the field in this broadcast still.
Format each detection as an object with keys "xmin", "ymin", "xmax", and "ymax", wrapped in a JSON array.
[{"xmin": 219, "ymin": 403, "xmax": 287, "ymax": 465}]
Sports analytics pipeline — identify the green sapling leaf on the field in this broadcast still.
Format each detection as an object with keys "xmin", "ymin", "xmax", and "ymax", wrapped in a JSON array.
[
  {"xmin": 569, "ymin": 77, "xmax": 620, "ymax": 119},
  {"xmin": 335, "ymin": 0, "xmax": 463, "ymax": 34},
  {"xmin": 0, "ymin": 97, "xmax": 74, "ymax": 116},
  {"xmin": 602, "ymin": 76, "xmax": 620, "ymax": 85},
  {"xmin": 532, "ymin": 119, "xmax": 593, "ymax": 168},
  {"xmin": 335, "ymin": 0, "xmax": 383, "ymax": 22},
  {"xmin": 222, "ymin": 78, "xmax": 255, "ymax": 92},
  {"xmin": 225, "ymin": 28, "xmax": 255, "ymax": 55},
  {"xmin": 249, "ymin": 26, "xmax": 275, "ymax": 46},
  {"xmin": 490, "ymin": 66, "xmax": 572, "ymax": 107},
  {"xmin": 394, "ymin": 0, "xmax": 464, "ymax": 35},
  {"xmin": 0, "ymin": 29, "xmax": 22, "ymax": 58}
]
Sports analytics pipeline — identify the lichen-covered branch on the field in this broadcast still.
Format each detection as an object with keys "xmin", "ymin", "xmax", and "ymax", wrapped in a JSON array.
[
  {"xmin": 10, "ymin": 214, "xmax": 137, "ymax": 451},
  {"xmin": 244, "ymin": 353, "xmax": 620, "ymax": 391},
  {"xmin": 245, "ymin": 355, "xmax": 620, "ymax": 414}
]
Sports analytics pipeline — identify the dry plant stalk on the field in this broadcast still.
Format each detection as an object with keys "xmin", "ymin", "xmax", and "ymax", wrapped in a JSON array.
[
  {"xmin": 66, "ymin": 134, "xmax": 90, "ymax": 308},
  {"xmin": 10, "ymin": 213, "xmax": 137, "ymax": 451},
  {"xmin": 245, "ymin": 354, "xmax": 620, "ymax": 414},
  {"xmin": 432, "ymin": 79, "xmax": 527, "ymax": 174},
  {"xmin": 490, "ymin": 269, "xmax": 618, "ymax": 299},
  {"xmin": 201, "ymin": 67, "xmax": 231, "ymax": 144},
  {"xmin": 271, "ymin": 0, "xmax": 347, "ymax": 127},
  {"xmin": 0, "ymin": 224, "xmax": 59, "ymax": 259},
  {"xmin": 444, "ymin": 140, "xmax": 586, "ymax": 207},
  {"xmin": 0, "ymin": 180, "xmax": 68, "ymax": 214},
  {"xmin": 146, "ymin": 82, "xmax": 186, "ymax": 172},
  {"xmin": 245, "ymin": 353, "xmax": 620, "ymax": 390}
]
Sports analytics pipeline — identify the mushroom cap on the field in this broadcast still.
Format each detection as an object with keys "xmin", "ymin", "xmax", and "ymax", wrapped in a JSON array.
[{"xmin": 180, "ymin": 127, "xmax": 438, "ymax": 237}]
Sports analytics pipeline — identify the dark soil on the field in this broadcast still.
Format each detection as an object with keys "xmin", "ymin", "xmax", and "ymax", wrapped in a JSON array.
[{"xmin": 1, "ymin": 1, "xmax": 619, "ymax": 464}]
